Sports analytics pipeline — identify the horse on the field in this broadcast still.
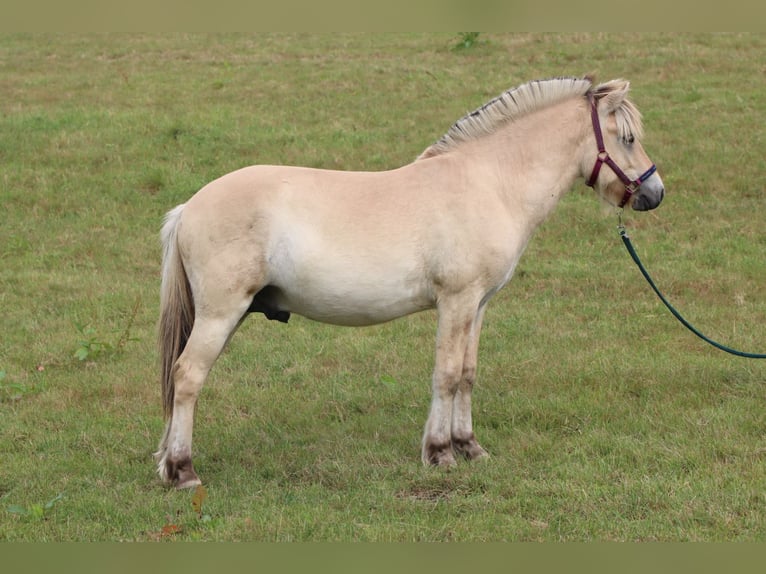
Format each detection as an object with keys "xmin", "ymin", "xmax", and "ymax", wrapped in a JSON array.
[{"xmin": 155, "ymin": 76, "xmax": 665, "ymax": 488}]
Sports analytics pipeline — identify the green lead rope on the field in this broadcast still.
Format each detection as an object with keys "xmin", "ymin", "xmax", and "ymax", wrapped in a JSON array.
[{"xmin": 619, "ymin": 225, "xmax": 766, "ymax": 359}]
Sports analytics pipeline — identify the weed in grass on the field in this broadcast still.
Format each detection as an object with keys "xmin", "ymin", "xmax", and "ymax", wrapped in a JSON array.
[
  {"xmin": 453, "ymin": 32, "xmax": 481, "ymax": 51},
  {"xmin": 73, "ymin": 323, "xmax": 113, "ymax": 362},
  {"xmin": 379, "ymin": 374, "xmax": 399, "ymax": 390},
  {"xmin": 0, "ymin": 370, "xmax": 37, "ymax": 403},
  {"xmin": 72, "ymin": 298, "xmax": 141, "ymax": 362},
  {"xmin": 6, "ymin": 493, "xmax": 64, "ymax": 522}
]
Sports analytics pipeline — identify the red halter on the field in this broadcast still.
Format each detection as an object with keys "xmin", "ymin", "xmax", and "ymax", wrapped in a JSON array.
[{"xmin": 585, "ymin": 95, "xmax": 657, "ymax": 208}]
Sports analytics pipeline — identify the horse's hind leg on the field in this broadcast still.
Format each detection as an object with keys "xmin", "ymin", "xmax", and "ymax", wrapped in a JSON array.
[
  {"xmin": 157, "ymin": 307, "xmax": 248, "ymax": 488},
  {"xmin": 451, "ymin": 304, "xmax": 489, "ymax": 461}
]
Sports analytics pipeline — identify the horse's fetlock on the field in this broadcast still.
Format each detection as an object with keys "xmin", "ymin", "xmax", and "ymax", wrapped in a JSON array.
[{"xmin": 460, "ymin": 370, "xmax": 477, "ymax": 389}]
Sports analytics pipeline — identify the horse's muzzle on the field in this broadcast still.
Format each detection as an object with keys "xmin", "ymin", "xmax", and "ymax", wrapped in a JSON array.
[{"xmin": 631, "ymin": 178, "xmax": 665, "ymax": 211}]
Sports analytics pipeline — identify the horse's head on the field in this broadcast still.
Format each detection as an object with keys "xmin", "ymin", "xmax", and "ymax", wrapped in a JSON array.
[{"xmin": 584, "ymin": 80, "xmax": 665, "ymax": 212}]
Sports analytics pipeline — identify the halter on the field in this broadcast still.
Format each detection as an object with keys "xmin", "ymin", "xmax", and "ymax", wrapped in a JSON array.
[{"xmin": 585, "ymin": 95, "xmax": 657, "ymax": 208}]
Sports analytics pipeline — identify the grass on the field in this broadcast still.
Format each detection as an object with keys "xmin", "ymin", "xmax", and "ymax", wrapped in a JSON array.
[{"xmin": 1, "ymin": 33, "xmax": 766, "ymax": 541}]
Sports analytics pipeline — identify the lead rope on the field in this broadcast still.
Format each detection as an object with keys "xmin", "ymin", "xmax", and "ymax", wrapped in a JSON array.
[{"xmin": 617, "ymin": 213, "xmax": 766, "ymax": 359}]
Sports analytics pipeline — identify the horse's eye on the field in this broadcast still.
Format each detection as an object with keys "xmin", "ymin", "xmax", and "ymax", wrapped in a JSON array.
[{"xmin": 623, "ymin": 134, "xmax": 635, "ymax": 145}]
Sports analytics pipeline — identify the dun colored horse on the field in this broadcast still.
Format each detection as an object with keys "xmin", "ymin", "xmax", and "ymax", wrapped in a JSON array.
[{"xmin": 155, "ymin": 76, "xmax": 665, "ymax": 488}]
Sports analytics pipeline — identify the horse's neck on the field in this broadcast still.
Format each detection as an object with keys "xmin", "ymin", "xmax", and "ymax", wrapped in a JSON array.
[{"xmin": 467, "ymin": 100, "xmax": 590, "ymax": 224}]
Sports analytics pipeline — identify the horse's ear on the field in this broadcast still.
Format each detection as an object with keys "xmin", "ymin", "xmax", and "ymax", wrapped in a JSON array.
[{"xmin": 594, "ymin": 79, "xmax": 630, "ymax": 113}]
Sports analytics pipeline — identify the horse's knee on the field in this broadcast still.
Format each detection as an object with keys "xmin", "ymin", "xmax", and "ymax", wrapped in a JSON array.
[
  {"xmin": 460, "ymin": 365, "xmax": 477, "ymax": 390},
  {"xmin": 433, "ymin": 365, "xmax": 463, "ymax": 397}
]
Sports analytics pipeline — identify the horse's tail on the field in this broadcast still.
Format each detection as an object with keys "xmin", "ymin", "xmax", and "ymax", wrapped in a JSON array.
[{"xmin": 158, "ymin": 204, "xmax": 194, "ymax": 420}]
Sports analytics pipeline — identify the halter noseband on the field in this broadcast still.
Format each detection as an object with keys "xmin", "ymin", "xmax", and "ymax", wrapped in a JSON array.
[{"xmin": 585, "ymin": 95, "xmax": 657, "ymax": 208}]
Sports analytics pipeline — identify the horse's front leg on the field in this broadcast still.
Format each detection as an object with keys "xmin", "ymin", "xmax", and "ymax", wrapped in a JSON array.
[
  {"xmin": 451, "ymin": 304, "xmax": 490, "ymax": 461},
  {"xmin": 421, "ymin": 295, "xmax": 480, "ymax": 467}
]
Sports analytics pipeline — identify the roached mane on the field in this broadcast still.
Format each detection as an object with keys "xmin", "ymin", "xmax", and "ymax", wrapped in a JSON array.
[{"xmin": 418, "ymin": 76, "xmax": 643, "ymax": 160}]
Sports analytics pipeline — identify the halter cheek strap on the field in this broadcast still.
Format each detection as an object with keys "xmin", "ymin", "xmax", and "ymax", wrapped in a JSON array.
[{"xmin": 585, "ymin": 96, "xmax": 657, "ymax": 208}]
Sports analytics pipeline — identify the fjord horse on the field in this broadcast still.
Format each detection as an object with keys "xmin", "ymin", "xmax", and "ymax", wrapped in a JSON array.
[{"xmin": 155, "ymin": 77, "xmax": 665, "ymax": 488}]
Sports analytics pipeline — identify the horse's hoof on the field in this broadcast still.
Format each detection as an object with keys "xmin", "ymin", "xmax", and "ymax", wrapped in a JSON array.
[
  {"xmin": 173, "ymin": 460, "xmax": 201, "ymax": 489},
  {"xmin": 470, "ymin": 448, "xmax": 490, "ymax": 462},
  {"xmin": 176, "ymin": 473, "xmax": 202, "ymax": 490},
  {"xmin": 422, "ymin": 441, "xmax": 457, "ymax": 467},
  {"xmin": 452, "ymin": 434, "xmax": 490, "ymax": 461},
  {"xmin": 161, "ymin": 456, "xmax": 201, "ymax": 489}
]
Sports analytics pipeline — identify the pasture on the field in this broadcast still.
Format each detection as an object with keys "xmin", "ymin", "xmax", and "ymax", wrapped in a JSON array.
[{"xmin": 1, "ymin": 33, "xmax": 766, "ymax": 541}]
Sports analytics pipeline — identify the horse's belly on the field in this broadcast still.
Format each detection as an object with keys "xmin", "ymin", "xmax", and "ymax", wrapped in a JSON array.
[
  {"xmin": 267, "ymin": 259, "xmax": 433, "ymax": 326},
  {"xmin": 263, "ymin": 205, "xmax": 437, "ymax": 325},
  {"xmin": 278, "ymin": 282, "xmax": 432, "ymax": 326}
]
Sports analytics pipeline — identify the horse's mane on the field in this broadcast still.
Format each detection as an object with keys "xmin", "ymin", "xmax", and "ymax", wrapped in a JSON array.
[{"xmin": 418, "ymin": 76, "xmax": 643, "ymax": 159}]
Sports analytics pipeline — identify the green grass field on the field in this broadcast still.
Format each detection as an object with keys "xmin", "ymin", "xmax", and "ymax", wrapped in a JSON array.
[{"xmin": 1, "ymin": 33, "xmax": 766, "ymax": 541}]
